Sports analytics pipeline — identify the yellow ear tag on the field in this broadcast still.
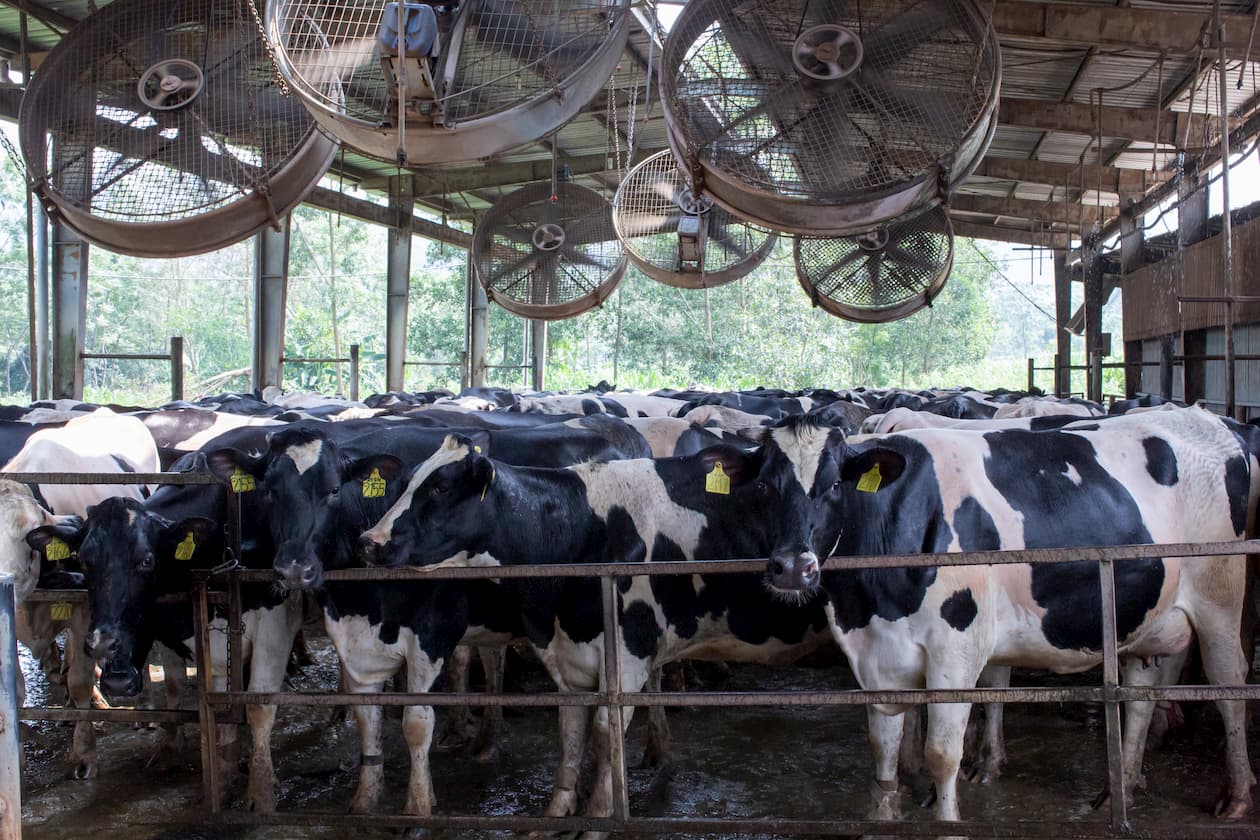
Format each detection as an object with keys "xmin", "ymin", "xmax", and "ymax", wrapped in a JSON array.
[
  {"xmin": 473, "ymin": 445, "xmax": 482, "ymax": 453},
  {"xmin": 362, "ymin": 468, "xmax": 387, "ymax": 499},
  {"xmin": 174, "ymin": 532, "xmax": 197, "ymax": 561},
  {"xmin": 480, "ymin": 468, "xmax": 495, "ymax": 502},
  {"xmin": 705, "ymin": 462, "xmax": 731, "ymax": 495},
  {"xmin": 45, "ymin": 537, "xmax": 70, "ymax": 562},
  {"xmin": 856, "ymin": 464, "xmax": 882, "ymax": 493},
  {"xmin": 50, "ymin": 601, "xmax": 73, "ymax": 621},
  {"xmin": 230, "ymin": 468, "xmax": 255, "ymax": 493}
]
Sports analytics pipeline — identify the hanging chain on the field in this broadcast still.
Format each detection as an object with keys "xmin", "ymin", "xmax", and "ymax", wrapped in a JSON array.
[
  {"xmin": 520, "ymin": 0, "xmax": 563, "ymax": 101},
  {"xmin": 609, "ymin": 72, "xmax": 622, "ymax": 174},
  {"xmin": 245, "ymin": 0, "xmax": 290, "ymax": 96},
  {"xmin": 0, "ymin": 131, "xmax": 29, "ymax": 186}
]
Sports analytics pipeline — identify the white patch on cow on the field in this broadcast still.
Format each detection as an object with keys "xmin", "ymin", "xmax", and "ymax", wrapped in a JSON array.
[
  {"xmin": 411, "ymin": 551, "xmax": 501, "ymax": 571},
  {"xmin": 126, "ymin": 509, "xmax": 137, "ymax": 526},
  {"xmin": 770, "ymin": 424, "xmax": 831, "ymax": 494},
  {"xmin": 0, "ymin": 481, "xmax": 57, "ymax": 602},
  {"xmin": 1063, "ymin": 463, "xmax": 1083, "ymax": 485},
  {"xmin": 571, "ymin": 460, "xmax": 706, "ymax": 561},
  {"xmin": 363, "ymin": 437, "xmax": 470, "ymax": 545},
  {"xmin": 621, "ymin": 417, "xmax": 696, "ymax": 458},
  {"xmin": 174, "ymin": 414, "xmax": 280, "ymax": 451},
  {"xmin": 285, "ymin": 439, "xmax": 323, "ymax": 475}
]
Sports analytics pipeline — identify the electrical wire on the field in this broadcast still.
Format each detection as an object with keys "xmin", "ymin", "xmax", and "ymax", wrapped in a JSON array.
[{"xmin": 968, "ymin": 241, "xmax": 1058, "ymax": 323}]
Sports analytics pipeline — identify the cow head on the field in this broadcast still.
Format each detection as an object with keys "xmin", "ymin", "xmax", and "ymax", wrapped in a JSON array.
[
  {"xmin": 208, "ymin": 428, "xmax": 405, "ymax": 590},
  {"xmin": 359, "ymin": 434, "xmax": 493, "ymax": 568},
  {"xmin": 27, "ymin": 497, "xmax": 215, "ymax": 699},
  {"xmin": 748, "ymin": 417, "xmax": 906, "ymax": 593},
  {"xmin": 0, "ymin": 481, "xmax": 80, "ymax": 602}
]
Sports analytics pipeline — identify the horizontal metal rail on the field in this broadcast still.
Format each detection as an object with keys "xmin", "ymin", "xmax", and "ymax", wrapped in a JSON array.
[
  {"xmin": 223, "ymin": 539, "xmax": 1260, "ymax": 583},
  {"xmin": 213, "ymin": 811, "xmax": 1260, "ymax": 838},
  {"xmin": 204, "ymin": 684, "xmax": 1260, "ymax": 709},
  {"xmin": 0, "ymin": 471, "xmax": 221, "ymax": 486},
  {"xmin": 24, "ymin": 589, "xmax": 225, "ymax": 606},
  {"xmin": 20, "ymin": 708, "xmax": 198, "ymax": 724}
]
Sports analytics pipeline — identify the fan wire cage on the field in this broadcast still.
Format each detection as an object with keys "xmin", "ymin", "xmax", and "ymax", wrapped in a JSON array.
[
  {"xmin": 474, "ymin": 181, "xmax": 627, "ymax": 321},
  {"xmin": 795, "ymin": 204, "xmax": 954, "ymax": 323}
]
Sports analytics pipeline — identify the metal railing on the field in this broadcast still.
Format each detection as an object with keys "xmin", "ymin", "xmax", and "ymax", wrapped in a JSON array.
[
  {"xmin": 0, "ymin": 574, "xmax": 20, "ymax": 840},
  {"xmin": 201, "ymin": 538, "xmax": 1260, "ymax": 839},
  {"xmin": 281, "ymin": 344, "xmax": 361, "ymax": 401},
  {"xmin": 81, "ymin": 336, "xmax": 184, "ymax": 402}
]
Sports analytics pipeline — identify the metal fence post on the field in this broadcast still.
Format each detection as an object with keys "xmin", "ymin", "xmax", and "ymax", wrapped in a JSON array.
[
  {"xmin": 600, "ymin": 576, "xmax": 629, "ymax": 823},
  {"xmin": 1027, "ymin": 358, "xmax": 1035, "ymax": 392},
  {"xmin": 0, "ymin": 574, "xmax": 21, "ymax": 840},
  {"xmin": 170, "ymin": 336, "xmax": 184, "ymax": 402},
  {"xmin": 1098, "ymin": 558, "xmax": 1129, "ymax": 832},
  {"xmin": 349, "ymin": 344, "xmax": 360, "ymax": 402}
]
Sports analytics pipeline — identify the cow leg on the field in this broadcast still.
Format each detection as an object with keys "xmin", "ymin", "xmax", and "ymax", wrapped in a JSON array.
[
  {"xmin": 867, "ymin": 708, "xmax": 905, "ymax": 820},
  {"xmin": 1114, "ymin": 655, "xmax": 1163, "ymax": 808},
  {"xmin": 147, "ymin": 646, "xmax": 188, "ymax": 769},
  {"xmin": 244, "ymin": 602, "xmax": 302, "ymax": 814},
  {"xmin": 64, "ymin": 607, "xmax": 98, "ymax": 780},
  {"xmin": 471, "ymin": 645, "xmax": 504, "ymax": 763},
  {"xmin": 1194, "ymin": 610, "xmax": 1255, "ymax": 817},
  {"xmin": 435, "ymin": 645, "xmax": 474, "ymax": 751},
  {"xmin": 965, "ymin": 665, "xmax": 1008, "ymax": 783},
  {"xmin": 401, "ymin": 646, "xmax": 444, "ymax": 820},
  {"xmin": 346, "ymin": 673, "xmax": 387, "ymax": 814},
  {"xmin": 541, "ymin": 704, "xmax": 591, "ymax": 821},
  {"xmin": 924, "ymin": 697, "xmax": 972, "ymax": 824},
  {"xmin": 582, "ymin": 655, "xmax": 651, "ymax": 840},
  {"xmin": 640, "ymin": 666, "xmax": 671, "ymax": 772}
]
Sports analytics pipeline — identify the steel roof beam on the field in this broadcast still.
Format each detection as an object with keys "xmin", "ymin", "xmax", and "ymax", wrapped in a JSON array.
[
  {"xmin": 952, "ymin": 193, "xmax": 1107, "ymax": 223},
  {"xmin": 998, "ymin": 97, "xmax": 1221, "ymax": 144},
  {"xmin": 0, "ymin": 0, "xmax": 76, "ymax": 34},
  {"xmin": 992, "ymin": 1, "xmax": 1249, "ymax": 53},
  {"xmin": 305, "ymin": 185, "xmax": 471, "ymax": 250},
  {"xmin": 951, "ymin": 219, "xmax": 1072, "ymax": 248},
  {"xmin": 972, "ymin": 157, "xmax": 1167, "ymax": 194}
]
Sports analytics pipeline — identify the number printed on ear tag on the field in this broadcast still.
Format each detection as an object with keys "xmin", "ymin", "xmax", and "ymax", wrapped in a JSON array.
[
  {"xmin": 46, "ymin": 538, "xmax": 71, "ymax": 562},
  {"xmin": 362, "ymin": 468, "xmax": 387, "ymax": 498},
  {"xmin": 231, "ymin": 468, "xmax": 255, "ymax": 493},
  {"xmin": 50, "ymin": 601, "xmax": 72, "ymax": 621}
]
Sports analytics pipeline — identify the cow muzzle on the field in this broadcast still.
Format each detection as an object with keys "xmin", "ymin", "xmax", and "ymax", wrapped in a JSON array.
[
  {"xmin": 100, "ymin": 664, "xmax": 142, "ymax": 699},
  {"xmin": 768, "ymin": 549, "xmax": 820, "ymax": 591},
  {"xmin": 358, "ymin": 536, "xmax": 388, "ymax": 567},
  {"xmin": 275, "ymin": 558, "xmax": 322, "ymax": 591}
]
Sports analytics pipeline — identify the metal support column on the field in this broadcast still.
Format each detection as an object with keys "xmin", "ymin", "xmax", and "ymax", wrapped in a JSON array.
[
  {"xmin": 1082, "ymin": 236, "xmax": 1104, "ymax": 404},
  {"xmin": 252, "ymin": 217, "xmax": 291, "ymax": 392},
  {"xmin": 386, "ymin": 179, "xmax": 414, "ymax": 393},
  {"xmin": 50, "ymin": 219, "xmax": 87, "ymax": 400},
  {"xmin": 530, "ymin": 320, "xmax": 547, "ymax": 392},
  {"xmin": 0, "ymin": 575, "xmax": 20, "ymax": 840},
  {"xmin": 1053, "ymin": 250, "xmax": 1072, "ymax": 397},
  {"xmin": 33, "ymin": 201, "xmax": 49, "ymax": 401},
  {"xmin": 1216, "ymin": 0, "xmax": 1238, "ymax": 418},
  {"xmin": 467, "ymin": 252, "xmax": 488, "ymax": 388},
  {"xmin": 1119, "ymin": 199, "xmax": 1144, "ymax": 398}
]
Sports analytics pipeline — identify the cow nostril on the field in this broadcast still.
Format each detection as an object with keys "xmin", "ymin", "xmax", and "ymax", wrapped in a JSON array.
[{"xmin": 770, "ymin": 560, "xmax": 785, "ymax": 577}]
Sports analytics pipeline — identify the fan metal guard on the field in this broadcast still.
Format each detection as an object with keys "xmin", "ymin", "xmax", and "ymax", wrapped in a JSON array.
[
  {"xmin": 795, "ymin": 204, "xmax": 953, "ymax": 323},
  {"xmin": 19, "ymin": 0, "xmax": 337, "ymax": 258},
  {"xmin": 613, "ymin": 150, "xmax": 776, "ymax": 289},
  {"xmin": 474, "ymin": 182, "xmax": 626, "ymax": 320},
  {"xmin": 268, "ymin": 0, "xmax": 629, "ymax": 164},
  {"xmin": 661, "ymin": 0, "xmax": 999, "ymax": 236}
]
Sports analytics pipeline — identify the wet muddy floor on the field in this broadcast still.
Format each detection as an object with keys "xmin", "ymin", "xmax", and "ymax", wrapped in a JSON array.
[{"xmin": 17, "ymin": 631, "xmax": 1260, "ymax": 839}]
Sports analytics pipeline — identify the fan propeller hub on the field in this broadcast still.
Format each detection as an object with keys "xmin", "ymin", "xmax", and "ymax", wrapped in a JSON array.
[
  {"xmin": 532, "ymin": 223, "xmax": 566, "ymax": 252},
  {"xmin": 792, "ymin": 24, "xmax": 862, "ymax": 81},
  {"xmin": 856, "ymin": 228, "xmax": 890, "ymax": 252},
  {"xmin": 675, "ymin": 188, "xmax": 714, "ymax": 216},
  {"xmin": 137, "ymin": 58, "xmax": 205, "ymax": 111}
]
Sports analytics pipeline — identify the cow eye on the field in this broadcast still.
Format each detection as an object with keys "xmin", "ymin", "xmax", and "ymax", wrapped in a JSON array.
[
  {"xmin": 137, "ymin": 552, "xmax": 155, "ymax": 572},
  {"xmin": 755, "ymin": 480, "xmax": 770, "ymax": 494},
  {"xmin": 831, "ymin": 480, "xmax": 843, "ymax": 491}
]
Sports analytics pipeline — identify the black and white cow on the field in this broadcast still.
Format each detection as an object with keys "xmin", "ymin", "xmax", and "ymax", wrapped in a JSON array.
[
  {"xmin": 26, "ymin": 425, "xmax": 306, "ymax": 813},
  {"xmin": 358, "ymin": 437, "xmax": 831, "ymax": 829},
  {"xmin": 204, "ymin": 417, "xmax": 652, "ymax": 818},
  {"xmin": 740, "ymin": 407, "xmax": 1256, "ymax": 823}
]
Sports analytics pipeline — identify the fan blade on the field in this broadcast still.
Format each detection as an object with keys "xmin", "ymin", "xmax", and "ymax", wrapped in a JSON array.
[
  {"xmin": 288, "ymin": 37, "xmax": 379, "ymax": 93},
  {"xmin": 887, "ymin": 244, "xmax": 942, "ymax": 275},
  {"xmin": 850, "ymin": 68, "xmax": 970, "ymax": 151},
  {"xmin": 562, "ymin": 244, "xmax": 615, "ymax": 270},
  {"xmin": 565, "ymin": 211, "xmax": 617, "ymax": 248},
  {"xmin": 619, "ymin": 211, "xmax": 684, "ymax": 239},
  {"xmin": 861, "ymin": 0, "xmax": 962, "ymax": 66},
  {"xmin": 485, "ymin": 250, "xmax": 537, "ymax": 289},
  {"xmin": 813, "ymin": 247, "xmax": 864, "ymax": 280},
  {"xmin": 713, "ymin": 3, "xmax": 797, "ymax": 79},
  {"xmin": 867, "ymin": 254, "xmax": 885, "ymax": 303},
  {"xmin": 556, "ymin": 253, "xmax": 600, "ymax": 294},
  {"xmin": 706, "ymin": 223, "xmax": 752, "ymax": 262}
]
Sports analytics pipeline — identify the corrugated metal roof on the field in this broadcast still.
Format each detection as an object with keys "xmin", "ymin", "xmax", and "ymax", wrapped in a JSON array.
[{"xmin": 3, "ymin": 0, "xmax": 1259, "ymax": 248}]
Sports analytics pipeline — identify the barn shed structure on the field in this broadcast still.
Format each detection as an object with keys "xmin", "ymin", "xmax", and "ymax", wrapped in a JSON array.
[{"xmin": 0, "ymin": 0, "xmax": 1256, "ymax": 413}]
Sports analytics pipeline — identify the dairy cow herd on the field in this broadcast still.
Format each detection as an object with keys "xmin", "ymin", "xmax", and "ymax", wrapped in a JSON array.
[{"xmin": 4, "ymin": 384, "xmax": 1257, "ymax": 831}]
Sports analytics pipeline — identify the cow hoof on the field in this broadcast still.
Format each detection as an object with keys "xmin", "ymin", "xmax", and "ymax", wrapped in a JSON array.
[
  {"xmin": 1214, "ymin": 792, "xmax": 1252, "ymax": 819},
  {"xmin": 433, "ymin": 731, "xmax": 471, "ymax": 754},
  {"xmin": 70, "ymin": 759, "xmax": 97, "ymax": 780},
  {"xmin": 402, "ymin": 828, "xmax": 429, "ymax": 840},
  {"xmin": 1090, "ymin": 786, "xmax": 1110, "ymax": 811},
  {"xmin": 472, "ymin": 742, "xmax": 500, "ymax": 764},
  {"xmin": 246, "ymin": 785, "xmax": 278, "ymax": 814}
]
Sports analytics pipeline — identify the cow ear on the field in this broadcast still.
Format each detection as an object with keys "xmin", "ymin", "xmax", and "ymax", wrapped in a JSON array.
[
  {"xmin": 205, "ymin": 448, "xmax": 263, "ymax": 486},
  {"xmin": 347, "ymin": 455, "xmax": 405, "ymax": 485},
  {"xmin": 698, "ymin": 445, "xmax": 761, "ymax": 487},
  {"xmin": 162, "ymin": 517, "xmax": 219, "ymax": 562},
  {"xmin": 839, "ymin": 448, "xmax": 906, "ymax": 491},
  {"xmin": 451, "ymin": 431, "xmax": 491, "ymax": 454},
  {"xmin": 26, "ymin": 521, "xmax": 86, "ymax": 555},
  {"xmin": 736, "ymin": 425, "xmax": 770, "ymax": 443}
]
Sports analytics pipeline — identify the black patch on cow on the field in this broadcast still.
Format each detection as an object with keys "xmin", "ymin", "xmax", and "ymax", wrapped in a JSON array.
[
  {"xmin": 954, "ymin": 497, "xmax": 999, "ymax": 551},
  {"xmin": 1225, "ymin": 454, "xmax": 1250, "ymax": 536},
  {"xmin": 1141, "ymin": 437, "xmax": 1179, "ymax": 486},
  {"xmin": 830, "ymin": 568, "xmax": 939, "ymax": 633},
  {"xmin": 620, "ymin": 600, "xmax": 661, "ymax": 659},
  {"xmin": 580, "ymin": 399, "xmax": 602, "ymax": 416},
  {"xmin": 982, "ymin": 428, "xmax": 1162, "ymax": 650},
  {"xmin": 940, "ymin": 588, "xmax": 978, "ymax": 631}
]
